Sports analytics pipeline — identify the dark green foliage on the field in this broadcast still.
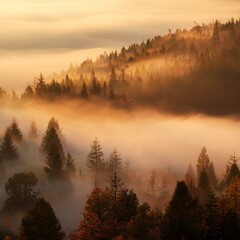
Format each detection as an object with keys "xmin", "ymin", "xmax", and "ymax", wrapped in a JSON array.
[
  {"xmin": 3, "ymin": 172, "xmax": 39, "ymax": 213},
  {"xmin": 160, "ymin": 181, "xmax": 201, "ymax": 240},
  {"xmin": 19, "ymin": 197, "xmax": 64, "ymax": 240},
  {"xmin": 0, "ymin": 131, "xmax": 18, "ymax": 163}
]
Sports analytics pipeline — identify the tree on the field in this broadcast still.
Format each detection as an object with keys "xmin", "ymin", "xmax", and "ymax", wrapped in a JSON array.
[
  {"xmin": 35, "ymin": 73, "xmax": 47, "ymax": 97},
  {"xmin": 196, "ymin": 147, "xmax": 210, "ymax": 184},
  {"xmin": 109, "ymin": 66, "xmax": 117, "ymax": 89},
  {"xmin": 19, "ymin": 197, "xmax": 64, "ymax": 240},
  {"xmin": 21, "ymin": 85, "xmax": 34, "ymax": 99},
  {"xmin": 185, "ymin": 163, "xmax": 196, "ymax": 196},
  {"xmin": 7, "ymin": 119, "xmax": 23, "ymax": 143},
  {"xmin": 90, "ymin": 69, "xmax": 98, "ymax": 95},
  {"xmin": 208, "ymin": 161, "xmax": 218, "ymax": 190},
  {"xmin": 0, "ymin": 130, "xmax": 18, "ymax": 163},
  {"xmin": 86, "ymin": 138, "xmax": 105, "ymax": 188},
  {"xmin": 147, "ymin": 170, "xmax": 159, "ymax": 208},
  {"xmin": 3, "ymin": 172, "xmax": 39, "ymax": 213},
  {"xmin": 212, "ymin": 20, "xmax": 220, "ymax": 43},
  {"xmin": 44, "ymin": 144, "xmax": 64, "ymax": 179},
  {"xmin": 40, "ymin": 127, "xmax": 65, "ymax": 161},
  {"xmin": 160, "ymin": 181, "xmax": 201, "ymax": 240},
  {"xmin": 226, "ymin": 153, "xmax": 240, "ymax": 186},
  {"xmin": 28, "ymin": 120, "xmax": 38, "ymax": 139},
  {"xmin": 65, "ymin": 152, "xmax": 76, "ymax": 177},
  {"xmin": 204, "ymin": 191, "xmax": 220, "ymax": 240},
  {"xmin": 81, "ymin": 81, "xmax": 88, "ymax": 98},
  {"xmin": 107, "ymin": 147, "xmax": 122, "ymax": 175}
]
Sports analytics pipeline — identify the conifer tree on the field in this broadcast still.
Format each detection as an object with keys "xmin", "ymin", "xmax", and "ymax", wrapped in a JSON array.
[
  {"xmin": 19, "ymin": 197, "xmax": 64, "ymax": 240},
  {"xmin": 44, "ymin": 144, "xmax": 64, "ymax": 180},
  {"xmin": 226, "ymin": 153, "xmax": 240, "ymax": 186},
  {"xmin": 35, "ymin": 73, "xmax": 47, "ymax": 97},
  {"xmin": 147, "ymin": 170, "xmax": 159, "ymax": 208},
  {"xmin": 7, "ymin": 119, "xmax": 23, "ymax": 143},
  {"xmin": 185, "ymin": 163, "xmax": 196, "ymax": 196},
  {"xmin": 81, "ymin": 81, "xmax": 88, "ymax": 98},
  {"xmin": 0, "ymin": 131, "xmax": 18, "ymax": 163},
  {"xmin": 65, "ymin": 152, "xmax": 76, "ymax": 176},
  {"xmin": 28, "ymin": 120, "xmax": 38, "ymax": 139},
  {"xmin": 160, "ymin": 181, "xmax": 201, "ymax": 240},
  {"xmin": 86, "ymin": 138, "xmax": 105, "ymax": 188},
  {"xmin": 21, "ymin": 85, "xmax": 34, "ymax": 99}
]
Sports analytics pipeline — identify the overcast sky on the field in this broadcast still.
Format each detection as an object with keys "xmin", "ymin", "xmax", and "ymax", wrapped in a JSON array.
[{"xmin": 0, "ymin": 0, "xmax": 239, "ymax": 91}]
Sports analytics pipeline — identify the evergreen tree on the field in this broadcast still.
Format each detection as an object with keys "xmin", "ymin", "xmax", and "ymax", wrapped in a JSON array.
[
  {"xmin": 44, "ymin": 144, "xmax": 64, "ymax": 179},
  {"xmin": 160, "ymin": 181, "xmax": 201, "ymax": 240},
  {"xmin": 7, "ymin": 119, "xmax": 23, "ymax": 143},
  {"xmin": 3, "ymin": 172, "xmax": 39, "ymax": 213},
  {"xmin": 35, "ymin": 73, "xmax": 47, "ymax": 97},
  {"xmin": 196, "ymin": 147, "xmax": 210, "ymax": 184},
  {"xmin": 226, "ymin": 154, "xmax": 240, "ymax": 186},
  {"xmin": 90, "ymin": 69, "xmax": 98, "ymax": 95},
  {"xmin": 0, "ymin": 131, "xmax": 18, "ymax": 163},
  {"xmin": 109, "ymin": 66, "xmax": 117, "ymax": 89},
  {"xmin": 19, "ymin": 197, "xmax": 64, "ymax": 240},
  {"xmin": 147, "ymin": 170, "xmax": 159, "ymax": 208},
  {"xmin": 81, "ymin": 81, "xmax": 88, "ymax": 98},
  {"xmin": 185, "ymin": 163, "xmax": 196, "ymax": 197},
  {"xmin": 205, "ymin": 191, "xmax": 220, "ymax": 240},
  {"xmin": 86, "ymin": 138, "xmax": 105, "ymax": 188},
  {"xmin": 28, "ymin": 120, "xmax": 38, "ymax": 139},
  {"xmin": 40, "ymin": 127, "xmax": 65, "ymax": 161},
  {"xmin": 197, "ymin": 169, "xmax": 210, "ymax": 204},
  {"xmin": 65, "ymin": 152, "xmax": 76, "ymax": 176},
  {"xmin": 107, "ymin": 147, "xmax": 122, "ymax": 175},
  {"xmin": 21, "ymin": 85, "xmax": 34, "ymax": 99},
  {"xmin": 208, "ymin": 161, "xmax": 218, "ymax": 190}
]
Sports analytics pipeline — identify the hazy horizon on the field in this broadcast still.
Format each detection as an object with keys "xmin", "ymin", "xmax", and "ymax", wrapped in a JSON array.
[{"xmin": 0, "ymin": 0, "xmax": 239, "ymax": 92}]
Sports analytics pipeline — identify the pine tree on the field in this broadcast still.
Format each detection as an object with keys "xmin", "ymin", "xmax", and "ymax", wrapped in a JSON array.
[
  {"xmin": 160, "ymin": 181, "xmax": 201, "ymax": 240},
  {"xmin": 19, "ymin": 197, "xmax": 64, "ymax": 240},
  {"xmin": 208, "ymin": 161, "xmax": 218, "ymax": 190},
  {"xmin": 205, "ymin": 191, "xmax": 220, "ymax": 240},
  {"xmin": 21, "ymin": 85, "xmax": 34, "ymax": 99},
  {"xmin": 196, "ymin": 147, "xmax": 210, "ymax": 184},
  {"xmin": 28, "ymin": 120, "xmax": 38, "ymax": 139},
  {"xmin": 44, "ymin": 144, "xmax": 64, "ymax": 179},
  {"xmin": 86, "ymin": 138, "xmax": 105, "ymax": 188},
  {"xmin": 81, "ymin": 81, "xmax": 88, "ymax": 98},
  {"xmin": 147, "ymin": 170, "xmax": 159, "ymax": 208},
  {"xmin": 226, "ymin": 153, "xmax": 240, "ymax": 186},
  {"xmin": 0, "ymin": 131, "xmax": 18, "ymax": 163},
  {"xmin": 7, "ymin": 119, "xmax": 23, "ymax": 143},
  {"xmin": 185, "ymin": 163, "xmax": 196, "ymax": 197},
  {"xmin": 40, "ymin": 127, "xmax": 65, "ymax": 161},
  {"xmin": 35, "ymin": 73, "xmax": 47, "ymax": 97},
  {"xmin": 90, "ymin": 69, "xmax": 98, "ymax": 95},
  {"xmin": 109, "ymin": 66, "xmax": 117, "ymax": 89},
  {"xmin": 108, "ymin": 147, "xmax": 122, "ymax": 175},
  {"xmin": 65, "ymin": 152, "xmax": 76, "ymax": 176}
]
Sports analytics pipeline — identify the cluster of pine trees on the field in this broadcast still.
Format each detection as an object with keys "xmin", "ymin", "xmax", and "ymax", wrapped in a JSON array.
[
  {"xmin": 0, "ymin": 116, "xmax": 240, "ymax": 239},
  {"xmin": 0, "ymin": 19, "xmax": 240, "ymax": 115}
]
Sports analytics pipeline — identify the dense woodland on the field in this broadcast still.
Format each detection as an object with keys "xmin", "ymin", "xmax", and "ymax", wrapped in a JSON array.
[
  {"xmin": 0, "ymin": 18, "xmax": 240, "ymax": 239},
  {"xmin": 1, "ymin": 19, "xmax": 240, "ymax": 115},
  {"xmin": 0, "ymin": 117, "xmax": 239, "ymax": 240}
]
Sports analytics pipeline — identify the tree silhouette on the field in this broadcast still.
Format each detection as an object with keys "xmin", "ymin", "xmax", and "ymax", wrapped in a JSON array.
[
  {"xmin": 28, "ymin": 120, "xmax": 38, "ymax": 139},
  {"xmin": 19, "ymin": 197, "xmax": 64, "ymax": 240},
  {"xmin": 86, "ymin": 138, "xmax": 105, "ymax": 188},
  {"xmin": 3, "ymin": 172, "xmax": 39, "ymax": 213},
  {"xmin": 0, "ymin": 131, "xmax": 18, "ymax": 163},
  {"xmin": 7, "ymin": 119, "xmax": 23, "ymax": 143}
]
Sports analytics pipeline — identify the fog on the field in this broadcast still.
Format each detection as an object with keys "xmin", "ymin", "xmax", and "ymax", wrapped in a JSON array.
[{"xmin": 0, "ymin": 101, "xmax": 240, "ymax": 234}]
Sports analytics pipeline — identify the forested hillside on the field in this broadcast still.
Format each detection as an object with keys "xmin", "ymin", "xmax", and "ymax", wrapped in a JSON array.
[{"xmin": 1, "ymin": 19, "xmax": 240, "ymax": 116}]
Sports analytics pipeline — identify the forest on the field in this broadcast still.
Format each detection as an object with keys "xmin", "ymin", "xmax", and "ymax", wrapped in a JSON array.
[
  {"xmin": 0, "ymin": 18, "xmax": 240, "ymax": 240},
  {"xmin": 1, "ymin": 19, "xmax": 240, "ymax": 116}
]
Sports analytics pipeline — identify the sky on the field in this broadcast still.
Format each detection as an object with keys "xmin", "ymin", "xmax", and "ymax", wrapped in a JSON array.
[{"xmin": 0, "ymin": 0, "xmax": 239, "ymax": 92}]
